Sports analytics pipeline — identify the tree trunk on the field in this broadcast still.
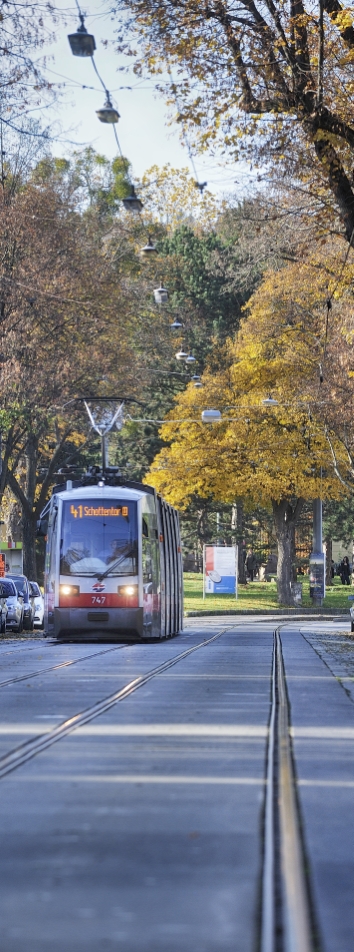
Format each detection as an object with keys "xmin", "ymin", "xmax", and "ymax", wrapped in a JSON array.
[
  {"xmin": 22, "ymin": 509, "xmax": 38, "ymax": 581},
  {"xmin": 232, "ymin": 500, "xmax": 246, "ymax": 583},
  {"xmin": 5, "ymin": 499, "xmax": 22, "ymax": 545},
  {"xmin": 272, "ymin": 498, "xmax": 304, "ymax": 606},
  {"xmin": 291, "ymin": 528, "xmax": 297, "ymax": 583},
  {"xmin": 23, "ymin": 433, "xmax": 38, "ymax": 580},
  {"xmin": 7, "ymin": 432, "xmax": 39, "ymax": 581},
  {"xmin": 325, "ymin": 536, "xmax": 333, "ymax": 586}
]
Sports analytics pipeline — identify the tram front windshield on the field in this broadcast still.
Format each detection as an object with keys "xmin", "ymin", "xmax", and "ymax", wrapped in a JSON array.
[{"xmin": 60, "ymin": 499, "xmax": 138, "ymax": 577}]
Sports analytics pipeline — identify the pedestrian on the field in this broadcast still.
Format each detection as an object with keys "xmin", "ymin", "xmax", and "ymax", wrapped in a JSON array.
[
  {"xmin": 340, "ymin": 556, "xmax": 351, "ymax": 585},
  {"xmin": 245, "ymin": 548, "xmax": 258, "ymax": 581}
]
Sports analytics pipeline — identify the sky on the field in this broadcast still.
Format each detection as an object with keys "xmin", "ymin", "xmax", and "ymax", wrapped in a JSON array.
[{"xmin": 32, "ymin": 0, "xmax": 253, "ymax": 196}]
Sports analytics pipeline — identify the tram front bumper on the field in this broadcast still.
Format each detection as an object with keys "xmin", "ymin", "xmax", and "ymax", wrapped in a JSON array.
[{"xmin": 52, "ymin": 607, "xmax": 144, "ymax": 639}]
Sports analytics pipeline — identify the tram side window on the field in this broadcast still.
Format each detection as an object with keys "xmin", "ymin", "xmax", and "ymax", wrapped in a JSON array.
[
  {"xmin": 48, "ymin": 507, "xmax": 58, "ymax": 591},
  {"xmin": 142, "ymin": 518, "xmax": 152, "ymax": 583}
]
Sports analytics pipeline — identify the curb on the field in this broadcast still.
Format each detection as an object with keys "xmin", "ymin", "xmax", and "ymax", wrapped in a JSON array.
[{"xmin": 185, "ymin": 609, "xmax": 350, "ymax": 617}]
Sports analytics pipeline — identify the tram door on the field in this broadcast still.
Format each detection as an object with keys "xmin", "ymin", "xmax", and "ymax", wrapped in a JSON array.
[
  {"xmin": 45, "ymin": 501, "xmax": 58, "ymax": 633},
  {"xmin": 141, "ymin": 502, "xmax": 160, "ymax": 637}
]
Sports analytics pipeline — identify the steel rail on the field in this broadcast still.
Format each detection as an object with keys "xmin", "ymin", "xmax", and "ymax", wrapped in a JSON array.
[
  {"xmin": 276, "ymin": 627, "xmax": 313, "ymax": 952},
  {"xmin": 0, "ymin": 643, "xmax": 128, "ymax": 690},
  {"xmin": 261, "ymin": 626, "xmax": 314, "ymax": 952},
  {"xmin": 261, "ymin": 637, "xmax": 276, "ymax": 952},
  {"xmin": 0, "ymin": 627, "xmax": 229, "ymax": 781}
]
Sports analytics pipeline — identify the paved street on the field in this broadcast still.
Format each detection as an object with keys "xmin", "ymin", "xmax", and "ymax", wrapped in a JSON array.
[{"xmin": 0, "ymin": 620, "xmax": 353, "ymax": 951}]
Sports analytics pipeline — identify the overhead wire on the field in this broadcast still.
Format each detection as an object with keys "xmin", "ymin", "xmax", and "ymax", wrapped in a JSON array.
[
  {"xmin": 166, "ymin": 64, "xmax": 207, "ymax": 194},
  {"xmin": 71, "ymin": 4, "xmax": 138, "ymax": 193}
]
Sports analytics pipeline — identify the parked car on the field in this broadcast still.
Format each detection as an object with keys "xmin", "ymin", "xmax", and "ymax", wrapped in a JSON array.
[
  {"xmin": 0, "ymin": 581, "xmax": 8, "ymax": 634},
  {"xmin": 29, "ymin": 581, "xmax": 44, "ymax": 629},
  {"xmin": 1, "ymin": 577, "xmax": 23, "ymax": 633},
  {"xmin": 6, "ymin": 575, "xmax": 34, "ymax": 631}
]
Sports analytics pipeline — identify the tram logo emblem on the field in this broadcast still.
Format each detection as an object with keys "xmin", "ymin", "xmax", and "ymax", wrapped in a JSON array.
[{"xmin": 91, "ymin": 581, "xmax": 106, "ymax": 593}]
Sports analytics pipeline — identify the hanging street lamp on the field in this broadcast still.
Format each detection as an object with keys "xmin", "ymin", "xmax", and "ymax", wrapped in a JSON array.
[
  {"xmin": 262, "ymin": 396, "xmax": 278, "ymax": 407},
  {"xmin": 68, "ymin": 14, "xmax": 96, "ymax": 57},
  {"xmin": 175, "ymin": 348, "xmax": 188, "ymax": 361},
  {"xmin": 185, "ymin": 354, "xmax": 196, "ymax": 364},
  {"xmin": 96, "ymin": 93, "xmax": 120, "ymax": 124},
  {"xmin": 140, "ymin": 236, "xmax": 157, "ymax": 256},
  {"xmin": 201, "ymin": 409, "xmax": 221, "ymax": 422},
  {"xmin": 153, "ymin": 286, "xmax": 168, "ymax": 305},
  {"xmin": 170, "ymin": 319, "xmax": 183, "ymax": 330},
  {"xmin": 122, "ymin": 185, "xmax": 143, "ymax": 212}
]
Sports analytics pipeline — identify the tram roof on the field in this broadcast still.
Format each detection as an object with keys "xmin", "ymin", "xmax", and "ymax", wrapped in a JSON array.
[{"xmin": 52, "ymin": 481, "xmax": 155, "ymax": 502}]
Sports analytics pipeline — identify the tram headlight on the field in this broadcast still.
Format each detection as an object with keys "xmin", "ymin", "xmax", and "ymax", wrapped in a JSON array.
[
  {"xmin": 118, "ymin": 584, "xmax": 138, "ymax": 597},
  {"xmin": 60, "ymin": 584, "xmax": 80, "ymax": 597}
]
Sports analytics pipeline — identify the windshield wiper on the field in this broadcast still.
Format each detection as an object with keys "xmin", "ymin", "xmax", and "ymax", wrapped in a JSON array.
[{"xmin": 96, "ymin": 544, "xmax": 136, "ymax": 582}]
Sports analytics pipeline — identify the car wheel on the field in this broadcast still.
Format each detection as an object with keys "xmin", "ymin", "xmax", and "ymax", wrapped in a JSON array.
[
  {"xmin": 17, "ymin": 615, "xmax": 23, "ymax": 634},
  {"xmin": 1, "ymin": 613, "xmax": 6, "ymax": 635},
  {"xmin": 351, "ymin": 621, "xmax": 354, "ymax": 633}
]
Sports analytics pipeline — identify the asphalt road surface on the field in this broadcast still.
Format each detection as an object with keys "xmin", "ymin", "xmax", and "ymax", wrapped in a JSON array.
[{"xmin": 0, "ymin": 618, "xmax": 353, "ymax": 952}]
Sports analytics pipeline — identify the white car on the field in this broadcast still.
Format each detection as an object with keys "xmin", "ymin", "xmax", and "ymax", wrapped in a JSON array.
[
  {"xmin": 29, "ymin": 581, "xmax": 44, "ymax": 629},
  {"xmin": 2, "ymin": 578, "xmax": 23, "ymax": 632}
]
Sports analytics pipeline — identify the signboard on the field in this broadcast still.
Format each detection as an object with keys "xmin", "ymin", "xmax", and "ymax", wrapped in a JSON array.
[
  {"xmin": 69, "ymin": 504, "xmax": 129, "ymax": 519},
  {"xmin": 309, "ymin": 552, "xmax": 326, "ymax": 600},
  {"xmin": 203, "ymin": 545, "xmax": 237, "ymax": 598},
  {"xmin": 0, "ymin": 554, "xmax": 5, "ymax": 577}
]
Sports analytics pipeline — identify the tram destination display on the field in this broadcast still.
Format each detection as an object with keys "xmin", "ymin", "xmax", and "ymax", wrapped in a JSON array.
[{"xmin": 69, "ymin": 504, "xmax": 129, "ymax": 518}]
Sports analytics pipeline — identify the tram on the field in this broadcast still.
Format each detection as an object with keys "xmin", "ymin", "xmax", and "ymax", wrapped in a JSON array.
[{"xmin": 39, "ymin": 472, "xmax": 183, "ymax": 641}]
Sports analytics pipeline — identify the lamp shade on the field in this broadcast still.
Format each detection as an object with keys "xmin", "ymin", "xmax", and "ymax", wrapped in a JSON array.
[
  {"xmin": 175, "ymin": 349, "xmax": 188, "ymax": 361},
  {"xmin": 122, "ymin": 186, "xmax": 143, "ymax": 212},
  {"xmin": 68, "ymin": 18, "xmax": 96, "ymax": 57},
  {"xmin": 96, "ymin": 95, "xmax": 120, "ymax": 124},
  {"xmin": 140, "ymin": 237, "xmax": 157, "ymax": 255},
  {"xmin": 262, "ymin": 396, "xmax": 278, "ymax": 407},
  {"xmin": 201, "ymin": 409, "xmax": 221, "ymax": 422},
  {"xmin": 154, "ymin": 286, "xmax": 168, "ymax": 304}
]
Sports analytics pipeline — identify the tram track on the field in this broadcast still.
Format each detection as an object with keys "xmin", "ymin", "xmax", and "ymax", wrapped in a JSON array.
[
  {"xmin": 0, "ymin": 642, "xmax": 129, "ymax": 690},
  {"xmin": 261, "ymin": 625, "xmax": 316, "ymax": 952},
  {"xmin": 0, "ymin": 626, "xmax": 230, "ymax": 781},
  {"xmin": 0, "ymin": 619, "xmax": 322, "ymax": 951},
  {"xmin": 0, "ymin": 622, "xmax": 264, "ymax": 690}
]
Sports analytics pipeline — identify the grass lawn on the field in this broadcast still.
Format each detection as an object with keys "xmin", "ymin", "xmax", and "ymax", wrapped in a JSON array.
[{"xmin": 183, "ymin": 572, "xmax": 353, "ymax": 613}]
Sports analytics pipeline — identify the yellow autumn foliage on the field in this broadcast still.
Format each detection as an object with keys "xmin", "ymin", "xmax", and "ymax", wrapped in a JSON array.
[{"xmin": 147, "ymin": 240, "xmax": 354, "ymax": 510}]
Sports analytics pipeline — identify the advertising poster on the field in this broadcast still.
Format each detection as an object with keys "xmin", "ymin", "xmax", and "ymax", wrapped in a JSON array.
[
  {"xmin": 309, "ymin": 553, "xmax": 326, "ymax": 600},
  {"xmin": 203, "ymin": 545, "xmax": 237, "ymax": 597}
]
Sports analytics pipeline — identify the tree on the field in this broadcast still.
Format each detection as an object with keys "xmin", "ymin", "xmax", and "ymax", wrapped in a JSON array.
[
  {"xmin": 0, "ymin": 162, "xmax": 146, "ymax": 577},
  {"xmin": 115, "ymin": 0, "xmax": 354, "ymax": 242},
  {"xmin": 146, "ymin": 252, "xmax": 350, "ymax": 603},
  {"xmin": 0, "ymin": 2, "xmax": 58, "ymax": 141},
  {"xmin": 111, "ymin": 179, "xmax": 267, "ymax": 454}
]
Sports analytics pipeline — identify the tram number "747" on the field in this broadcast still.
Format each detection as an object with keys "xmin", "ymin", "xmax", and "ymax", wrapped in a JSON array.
[{"xmin": 91, "ymin": 595, "xmax": 106, "ymax": 605}]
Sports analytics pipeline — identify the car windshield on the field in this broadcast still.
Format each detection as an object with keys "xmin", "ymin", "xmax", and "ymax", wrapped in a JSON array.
[
  {"xmin": 2, "ymin": 580, "xmax": 16, "ymax": 596},
  {"xmin": 60, "ymin": 499, "xmax": 138, "ymax": 577},
  {"xmin": 8, "ymin": 577, "xmax": 27, "ymax": 596}
]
